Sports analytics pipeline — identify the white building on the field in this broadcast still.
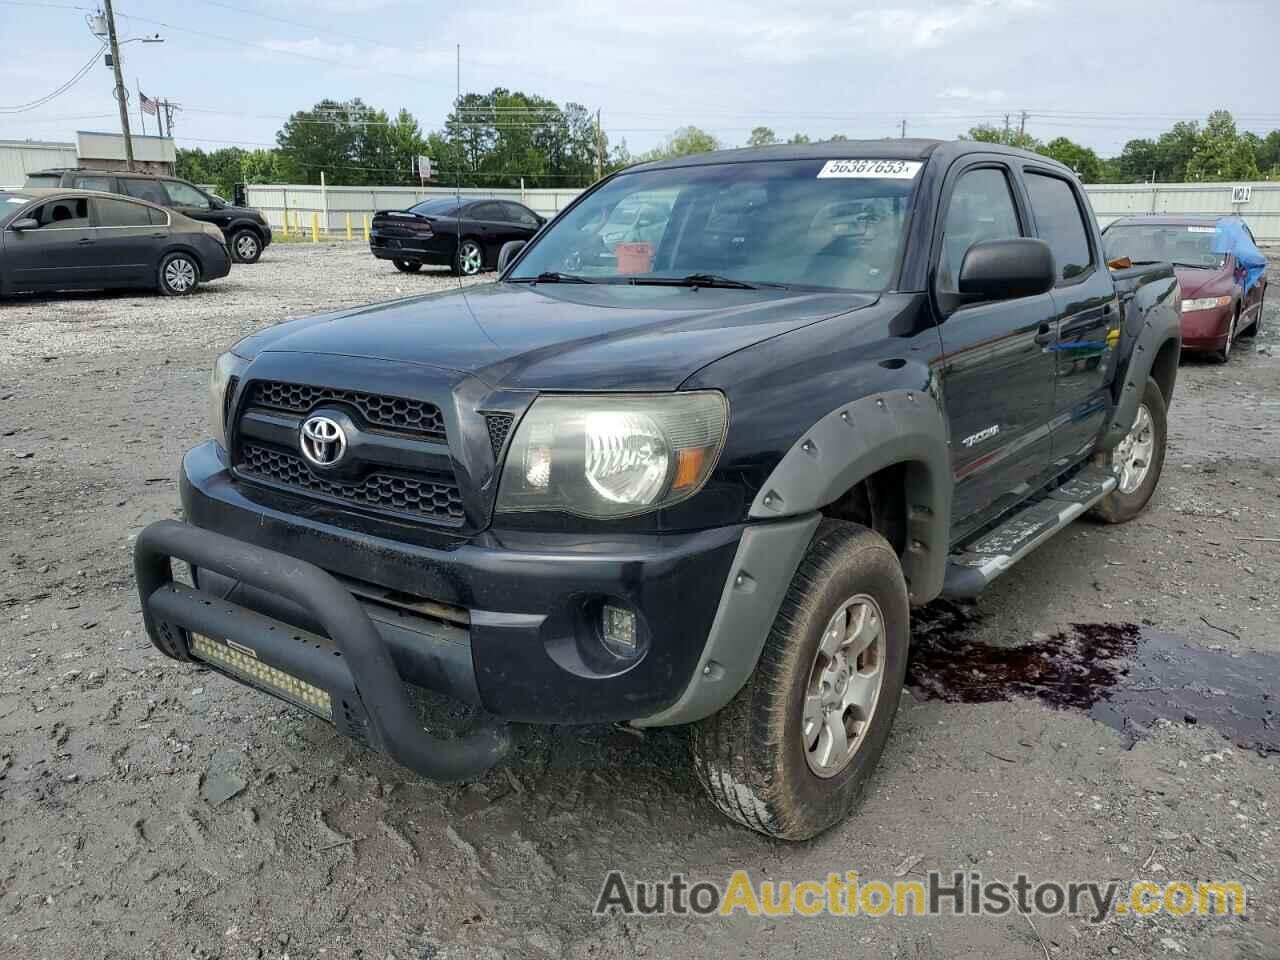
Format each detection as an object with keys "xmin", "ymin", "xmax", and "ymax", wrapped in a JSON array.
[{"xmin": 0, "ymin": 131, "xmax": 175, "ymax": 187}]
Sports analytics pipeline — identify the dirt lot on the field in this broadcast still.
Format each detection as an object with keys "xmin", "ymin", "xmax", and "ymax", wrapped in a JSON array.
[{"xmin": 2, "ymin": 243, "xmax": 1278, "ymax": 960}]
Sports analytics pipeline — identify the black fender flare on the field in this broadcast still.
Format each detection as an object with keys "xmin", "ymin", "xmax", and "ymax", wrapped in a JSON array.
[
  {"xmin": 749, "ymin": 386, "xmax": 952, "ymax": 604},
  {"xmin": 1100, "ymin": 283, "xmax": 1181, "ymax": 449}
]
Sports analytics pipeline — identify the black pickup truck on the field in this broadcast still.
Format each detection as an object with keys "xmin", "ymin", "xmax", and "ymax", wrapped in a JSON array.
[{"xmin": 133, "ymin": 140, "xmax": 1180, "ymax": 840}]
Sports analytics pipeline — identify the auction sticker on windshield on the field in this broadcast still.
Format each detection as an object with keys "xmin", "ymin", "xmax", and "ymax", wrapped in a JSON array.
[{"xmin": 818, "ymin": 159, "xmax": 923, "ymax": 179}]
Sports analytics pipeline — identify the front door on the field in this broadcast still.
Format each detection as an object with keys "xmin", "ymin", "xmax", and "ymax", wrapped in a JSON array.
[
  {"xmin": 1022, "ymin": 168, "xmax": 1118, "ymax": 464},
  {"xmin": 933, "ymin": 161, "xmax": 1060, "ymax": 542},
  {"xmin": 2, "ymin": 196, "xmax": 95, "ymax": 291}
]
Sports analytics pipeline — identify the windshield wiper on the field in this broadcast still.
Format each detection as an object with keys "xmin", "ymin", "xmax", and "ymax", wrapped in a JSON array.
[
  {"xmin": 513, "ymin": 271, "xmax": 595, "ymax": 284},
  {"xmin": 630, "ymin": 273, "xmax": 759, "ymax": 289}
]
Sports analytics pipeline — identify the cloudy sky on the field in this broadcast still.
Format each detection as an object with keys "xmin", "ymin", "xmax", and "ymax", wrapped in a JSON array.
[{"xmin": 3, "ymin": 0, "xmax": 1279, "ymax": 161}]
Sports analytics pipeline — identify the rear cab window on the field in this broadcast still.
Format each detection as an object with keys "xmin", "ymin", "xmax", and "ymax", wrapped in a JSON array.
[{"xmin": 1024, "ymin": 171, "xmax": 1094, "ymax": 283}]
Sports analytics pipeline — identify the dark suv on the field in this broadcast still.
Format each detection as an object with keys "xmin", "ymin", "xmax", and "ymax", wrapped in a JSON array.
[{"xmin": 25, "ymin": 169, "xmax": 272, "ymax": 263}]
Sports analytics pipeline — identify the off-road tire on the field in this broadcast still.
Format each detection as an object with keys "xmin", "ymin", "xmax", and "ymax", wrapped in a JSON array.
[
  {"xmin": 230, "ymin": 228, "xmax": 263, "ymax": 264},
  {"xmin": 690, "ymin": 520, "xmax": 909, "ymax": 841},
  {"xmin": 393, "ymin": 259, "xmax": 422, "ymax": 273},
  {"xmin": 1091, "ymin": 378, "xmax": 1167, "ymax": 524},
  {"xmin": 157, "ymin": 251, "xmax": 200, "ymax": 297}
]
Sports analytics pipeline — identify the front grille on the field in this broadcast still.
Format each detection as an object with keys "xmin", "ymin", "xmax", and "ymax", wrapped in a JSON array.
[
  {"xmin": 252, "ymin": 381, "xmax": 446, "ymax": 442},
  {"xmin": 484, "ymin": 413, "xmax": 514, "ymax": 457},
  {"xmin": 223, "ymin": 376, "xmax": 240, "ymax": 430},
  {"xmin": 239, "ymin": 443, "xmax": 465, "ymax": 525}
]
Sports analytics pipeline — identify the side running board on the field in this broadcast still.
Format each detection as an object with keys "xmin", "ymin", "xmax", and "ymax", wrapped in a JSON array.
[{"xmin": 942, "ymin": 466, "xmax": 1117, "ymax": 599}]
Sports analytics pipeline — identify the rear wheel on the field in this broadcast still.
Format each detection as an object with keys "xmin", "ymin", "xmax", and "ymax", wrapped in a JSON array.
[
  {"xmin": 1091, "ymin": 378, "xmax": 1167, "ymax": 524},
  {"xmin": 231, "ymin": 229, "xmax": 262, "ymax": 264},
  {"xmin": 393, "ymin": 259, "xmax": 422, "ymax": 273},
  {"xmin": 158, "ymin": 252, "xmax": 200, "ymax": 297},
  {"xmin": 452, "ymin": 239, "xmax": 484, "ymax": 277},
  {"xmin": 690, "ymin": 521, "xmax": 909, "ymax": 840}
]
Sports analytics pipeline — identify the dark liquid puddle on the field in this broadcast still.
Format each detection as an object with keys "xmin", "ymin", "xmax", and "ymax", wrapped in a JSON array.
[{"xmin": 907, "ymin": 601, "xmax": 1280, "ymax": 755}]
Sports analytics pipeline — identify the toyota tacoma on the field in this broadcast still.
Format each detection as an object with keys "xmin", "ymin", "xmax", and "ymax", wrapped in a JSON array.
[{"xmin": 133, "ymin": 140, "xmax": 1181, "ymax": 840}]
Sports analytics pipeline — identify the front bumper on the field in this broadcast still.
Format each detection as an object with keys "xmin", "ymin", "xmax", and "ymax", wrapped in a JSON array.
[
  {"xmin": 162, "ymin": 442, "xmax": 743, "ymax": 723},
  {"xmin": 1180, "ymin": 306, "xmax": 1231, "ymax": 351}
]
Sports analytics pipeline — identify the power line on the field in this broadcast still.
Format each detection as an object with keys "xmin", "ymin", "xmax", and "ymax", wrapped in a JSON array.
[{"xmin": 0, "ymin": 42, "xmax": 106, "ymax": 113}]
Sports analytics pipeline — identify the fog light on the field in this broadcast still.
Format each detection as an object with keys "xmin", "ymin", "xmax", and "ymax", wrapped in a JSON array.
[{"xmin": 601, "ymin": 603, "xmax": 639, "ymax": 658}]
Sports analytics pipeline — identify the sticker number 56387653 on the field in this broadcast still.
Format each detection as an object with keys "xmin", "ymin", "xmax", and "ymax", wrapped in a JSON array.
[{"xmin": 817, "ymin": 159, "xmax": 923, "ymax": 179}]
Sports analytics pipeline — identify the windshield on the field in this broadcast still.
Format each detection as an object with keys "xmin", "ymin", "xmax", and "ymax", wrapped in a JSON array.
[
  {"xmin": 409, "ymin": 198, "xmax": 460, "ymax": 217},
  {"xmin": 509, "ymin": 158, "xmax": 922, "ymax": 291},
  {"xmin": 0, "ymin": 192, "xmax": 33, "ymax": 227},
  {"xmin": 1103, "ymin": 223, "xmax": 1226, "ymax": 270}
]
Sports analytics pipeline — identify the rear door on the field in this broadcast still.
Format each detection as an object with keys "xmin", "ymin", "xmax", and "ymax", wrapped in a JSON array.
[
  {"xmin": 90, "ymin": 196, "xmax": 166, "ymax": 285},
  {"xmin": 933, "ymin": 160, "xmax": 1060, "ymax": 540},
  {"xmin": 1021, "ymin": 167, "xmax": 1118, "ymax": 464},
  {"xmin": 119, "ymin": 177, "xmax": 170, "ymax": 207},
  {"xmin": 499, "ymin": 201, "xmax": 542, "ymax": 241},
  {"xmin": 2, "ymin": 196, "xmax": 95, "ymax": 291}
]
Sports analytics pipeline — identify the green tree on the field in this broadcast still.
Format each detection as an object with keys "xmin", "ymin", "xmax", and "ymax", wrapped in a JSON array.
[
  {"xmin": 747, "ymin": 126, "xmax": 778, "ymax": 147},
  {"xmin": 1113, "ymin": 138, "xmax": 1161, "ymax": 181},
  {"xmin": 1257, "ymin": 130, "xmax": 1280, "ymax": 178},
  {"xmin": 1153, "ymin": 120, "xmax": 1200, "ymax": 182},
  {"xmin": 787, "ymin": 132, "xmax": 811, "ymax": 145},
  {"xmin": 640, "ymin": 126, "xmax": 721, "ymax": 162},
  {"xmin": 964, "ymin": 123, "xmax": 1041, "ymax": 151},
  {"xmin": 1186, "ymin": 110, "xmax": 1258, "ymax": 181},
  {"xmin": 1038, "ymin": 137, "xmax": 1103, "ymax": 183},
  {"xmin": 275, "ymin": 98, "xmax": 371, "ymax": 184}
]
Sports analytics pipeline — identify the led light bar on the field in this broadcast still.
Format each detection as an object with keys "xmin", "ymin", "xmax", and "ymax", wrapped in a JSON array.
[{"xmin": 190, "ymin": 633, "xmax": 332, "ymax": 719}]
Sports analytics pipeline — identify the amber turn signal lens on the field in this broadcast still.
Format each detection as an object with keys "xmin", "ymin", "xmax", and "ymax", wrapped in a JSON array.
[{"xmin": 673, "ymin": 445, "xmax": 711, "ymax": 491}]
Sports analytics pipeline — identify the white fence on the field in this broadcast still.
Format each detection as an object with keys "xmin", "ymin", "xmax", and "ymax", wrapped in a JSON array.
[
  {"xmin": 1084, "ymin": 181, "xmax": 1280, "ymax": 242},
  {"xmin": 243, "ymin": 183, "xmax": 584, "ymax": 234},
  {"xmin": 242, "ymin": 179, "xmax": 1280, "ymax": 243}
]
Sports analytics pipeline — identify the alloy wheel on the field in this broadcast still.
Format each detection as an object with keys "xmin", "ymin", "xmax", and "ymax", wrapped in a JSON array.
[
  {"xmin": 801, "ymin": 594, "xmax": 887, "ymax": 778},
  {"xmin": 1115, "ymin": 403, "xmax": 1155, "ymax": 494},
  {"xmin": 165, "ymin": 257, "xmax": 196, "ymax": 293},
  {"xmin": 459, "ymin": 241, "xmax": 482, "ymax": 275}
]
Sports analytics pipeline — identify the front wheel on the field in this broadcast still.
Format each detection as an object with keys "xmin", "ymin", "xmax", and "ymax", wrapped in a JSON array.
[
  {"xmin": 1091, "ymin": 378, "xmax": 1167, "ymax": 524},
  {"xmin": 451, "ymin": 239, "xmax": 484, "ymax": 277},
  {"xmin": 1239, "ymin": 288, "xmax": 1264, "ymax": 338},
  {"xmin": 690, "ymin": 521, "xmax": 909, "ymax": 840},
  {"xmin": 1211, "ymin": 308, "xmax": 1238, "ymax": 363},
  {"xmin": 158, "ymin": 252, "xmax": 200, "ymax": 297},
  {"xmin": 230, "ymin": 229, "xmax": 262, "ymax": 264},
  {"xmin": 393, "ymin": 259, "xmax": 422, "ymax": 273}
]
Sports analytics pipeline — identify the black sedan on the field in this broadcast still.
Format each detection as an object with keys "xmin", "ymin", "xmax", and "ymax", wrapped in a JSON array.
[
  {"xmin": 370, "ymin": 197, "xmax": 545, "ymax": 276},
  {"xmin": 0, "ymin": 188, "xmax": 231, "ymax": 297}
]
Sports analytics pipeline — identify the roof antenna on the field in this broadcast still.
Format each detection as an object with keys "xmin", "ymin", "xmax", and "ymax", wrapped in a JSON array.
[{"xmin": 455, "ymin": 42, "xmax": 463, "ymax": 291}]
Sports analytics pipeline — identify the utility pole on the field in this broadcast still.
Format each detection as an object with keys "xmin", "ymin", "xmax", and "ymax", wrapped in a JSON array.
[
  {"xmin": 102, "ymin": 0, "xmax": 135, "ymax": 171},
  {"xmin": 1003, "ymin": 113, "xmax": 1011, "ymax": 141},
  {"xmin": 1018, "ymin": 110, "xmax": 1028, "ymax": 137},
  {"xmin": 594, "ymin": 108, "xmax": 604, "ymax": 181},
  {"xmin": 900, "ymin": 119, "xmax": 907, "ymax": 139}
]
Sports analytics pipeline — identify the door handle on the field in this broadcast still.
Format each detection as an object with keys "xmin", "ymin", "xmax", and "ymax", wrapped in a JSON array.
[
  {"xmin": 1034, "ymin": 323, "xmax": 1055, "ymax": 346},
  {"xmin": 151, "ymin": 232, "xmax": 166, "ymax": 239},
  {"xmin": 78, "ymin": 237, "xmax": 94, "ymax": 245}
]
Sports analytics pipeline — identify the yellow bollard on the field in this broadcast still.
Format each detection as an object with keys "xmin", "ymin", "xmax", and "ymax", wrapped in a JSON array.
[
  {"xmin": 362, "ymin": 215, "xmax": 370, "ymax": 242},
  {"xmin": 345, "ymin": 213, "xmax": 353, "ymax": 241},
  {"xmin": 311, "ymin": 212, "xmax": 319, "ymax": 243},
  {"xmin": 281, "ymin": 210, "xmax": 289, "ymax": 238}
]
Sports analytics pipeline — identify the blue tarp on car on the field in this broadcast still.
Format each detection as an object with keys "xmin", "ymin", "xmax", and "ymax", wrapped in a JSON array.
[{"xmin": 1212, "ymin": 216, "xmax": 1267, "ymax": 293}]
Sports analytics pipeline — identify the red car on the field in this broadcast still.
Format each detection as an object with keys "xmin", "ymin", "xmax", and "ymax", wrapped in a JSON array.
[{"xmin": 1102, "ymin": 216, "xmax": 1267, "ymax": 362}]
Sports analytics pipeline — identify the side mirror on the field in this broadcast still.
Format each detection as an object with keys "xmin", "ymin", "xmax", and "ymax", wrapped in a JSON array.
[
  {"xmin": 9, "ymin": 218, "xmax": 38, "ymax": 232},
  {"xmin": 957, "ymin": 238, "xmax": 1055, "ymax": 302},
  {"xmin": 497, "ymin": 240, "xmax": 527, "ymax": 274}
]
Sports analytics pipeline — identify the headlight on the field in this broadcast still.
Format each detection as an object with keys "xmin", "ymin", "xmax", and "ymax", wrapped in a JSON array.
[
  {"xmin": 209, "ymin": 352, "xmax": 248, "ymax": 450},
  {"xmin": 497, "ymin": 392, "xmax": 728, "ymax": 519},
  {"xmin": 1182, "ymin": 295, "xmax": 1231, "ymax": 312}
]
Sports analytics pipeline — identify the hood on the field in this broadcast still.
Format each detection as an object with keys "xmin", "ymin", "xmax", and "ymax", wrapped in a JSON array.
[
  {"xmin": 233, "ymin": 282, "xmax": 876, "ymax": 392},
  {"xmin": 1174, "ymin": 264, "xmax": 1231, "ymax": 299},
  {"xmin": 220, "ymin": 204, "xmax": 264, "ymax": 221}
]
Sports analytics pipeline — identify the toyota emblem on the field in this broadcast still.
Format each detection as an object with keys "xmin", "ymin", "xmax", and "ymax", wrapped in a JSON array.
[{"xmin": 299, "ymin": 415, "xmax": 346, "ymax": 467}]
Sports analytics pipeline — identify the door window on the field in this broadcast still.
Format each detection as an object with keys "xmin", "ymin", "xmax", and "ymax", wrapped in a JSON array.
[
  {"xmin": 471, "ymin": 202, "xmax": 504, "ymax": 221},
  {"xmin": 163, "ymin": 180, "xmax": 210, "ymax": 207},
  {"xmin": 937, "ymin": 167, "xmax": 1022, "ymax": 293},
  {"xmin": 25, "ymin": 197, "xmax": 90, "ymax": 228},
  {"xmin": 1024, "ymin": 172, "xmax": 1093, "ymax": 283},
  {"xmin": 502, "ymin": 202, "xmax": 539, "ymax": 226},
  {"xmin": 95, "ymin": 197, "xmax": 154, "ymax": 227},
  {"xmin": 121, "ymin": 178, "xmax": 170, "ymax": 206},
  {"xmin": 72, "ymin": 176, "xmax": 114, "ymax": 193}
]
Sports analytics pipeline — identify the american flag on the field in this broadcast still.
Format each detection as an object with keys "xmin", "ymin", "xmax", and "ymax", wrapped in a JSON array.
[{"xmin": 140, "ymin": 92, "xmax": 159, "ymax": 116}]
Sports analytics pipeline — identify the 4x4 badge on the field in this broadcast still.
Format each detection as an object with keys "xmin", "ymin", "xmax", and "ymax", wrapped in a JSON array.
[{"xmin": 300, "ymin": 415, "xmax": 347, "ymax": 467}]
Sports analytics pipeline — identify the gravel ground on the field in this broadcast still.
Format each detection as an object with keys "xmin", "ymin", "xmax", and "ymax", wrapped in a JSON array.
[{"xmin": 1, "ymin": 243, "xmax": 1278, "ymax": 960}]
